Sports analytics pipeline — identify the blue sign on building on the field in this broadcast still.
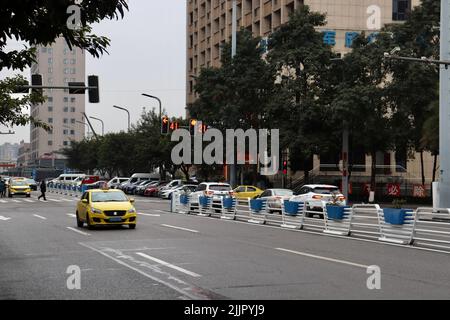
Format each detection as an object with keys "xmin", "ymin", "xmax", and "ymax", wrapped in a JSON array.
[
  {"xmin": 345, "ymin": 32, "xmax": 359, "ymax": 48},
  {"xmin": 367, "ymin": 32, "xmax": 379, "ymax": 43},
  {"xmin": 322, "ymin": 30, "xmax": 336, "ymax": 46}
]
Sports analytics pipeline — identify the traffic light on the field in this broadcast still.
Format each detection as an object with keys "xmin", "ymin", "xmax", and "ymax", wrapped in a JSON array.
[
  {"xmin": 161, "ymin": 116, "xmax": 169, "ymax": 135},
  {"xmin": 88, "ymin": 75, "xmax": 100, "ymax": 103},
  {"xmin": 282, "ymin": 160, "xmax": 288, "ymax": 175},
  {"xmin": 69, "ymin": 82, "xmax": 85, "ymax": 94},
  {"xmin": 31, "ymin": 74, "xmax": 43, "ymax": 94},
  {"xmin": 189, "ymin": 119, "xmax": 198, "ymax": 135},
  {"xmin": 199, "ymin": 123, "xmax": 208, "ymax": 134},
  {"xmin": 170, "ymin": 121, "xmax": 180, "ymax": 132}
]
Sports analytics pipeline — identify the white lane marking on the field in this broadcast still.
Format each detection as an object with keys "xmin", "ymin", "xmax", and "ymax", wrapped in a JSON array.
[
  {"xmin": 275, "ymin": 248, "xmax": 369, "ymax": 269},
  {"xmin": 79, "ymin": 242, "xmax": 202, "ymax": 300},
  {"xmin": 67, "ymin": 214, "xmax": 76, "ymax": 218},
  {"xmin": 48, "ymin": 199, "xmax": 62, "ymax": 202},
  {"xmin": 0, "ymin": 200, "xmax": 6, "ymax": 203},
  {"xmin": 33, "ymin": 214, "xmax": 47, "ymax": 220},
  {"xmin": 67, "ymin": 227, "xmax": 90, "ymax": 236},
  {"xmin": 0, "ymin": 216, "xmax": 11, "ymax": 221},
  {"xmin": 61, "ymin": 199, "xmax": 75, "ymax": 202},
  {"xmin": 161, "ymin": 224, "xmax": 198, "ymax": 233},
  {"xmin": 138, "ymin": 213, "xmax": 161, "ymax": 217},
  {"xmin": 24, "ymin": 199, "xmax": 35, "ymax": 203},
  {"xmin": 11, "ymin": 200, "xmax": 21, "ymax": 203},
  {"xmin": 136, "ymin": 252, "xmax": 201, "ymax": 278}
]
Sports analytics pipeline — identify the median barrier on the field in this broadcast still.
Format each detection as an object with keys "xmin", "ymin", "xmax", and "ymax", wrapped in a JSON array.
[
  {"xmin": 377, "ymin": 208, "xmax": 415, "ymax": 245},
  {"xmin": 324, "ymin": 205, "xmax": 352, "ymax": 236},
  {"xmin": 281, "ymin": 201, "xmax": 304, "ymax": 229}
]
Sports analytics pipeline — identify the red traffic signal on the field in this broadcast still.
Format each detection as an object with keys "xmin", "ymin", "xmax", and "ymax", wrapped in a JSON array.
[
  {"xmin": 161, "ymin": 116, "xmax": 169, "ymax": 135},
  {"xmin": 170, "ymin": 121, "xmax": 180, "ymax": 131},
  {"xmin": 282, "ymin": 160, "xmax": 288, "ymax": 175}
]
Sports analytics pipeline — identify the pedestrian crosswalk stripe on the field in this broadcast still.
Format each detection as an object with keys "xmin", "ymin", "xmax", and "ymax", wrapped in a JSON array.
[
  {"xmin": 24, "ymin": 199, "xmax": 35, "ymax": 203},
  {"xmin": 0, "ymin": 200, "xmax": 6, "ymax": 203}
]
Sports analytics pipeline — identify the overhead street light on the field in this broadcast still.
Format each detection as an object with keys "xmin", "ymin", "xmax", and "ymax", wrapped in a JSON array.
[
  {"xmin": 142, "ymin": 93, "xmax": 162, "ymax": 125},
  {"xmin": 113, "ymin": 105, "xmax": 131, "ymax": 132},
  {"xmin": 89, "ymin": 116, "xmax": 105, "ymax": 136}
]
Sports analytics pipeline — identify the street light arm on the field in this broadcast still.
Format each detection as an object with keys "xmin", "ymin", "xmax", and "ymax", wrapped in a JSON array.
[{"xmin": 113, "ymin": 105, "xmax": 131, "ymax": 132}]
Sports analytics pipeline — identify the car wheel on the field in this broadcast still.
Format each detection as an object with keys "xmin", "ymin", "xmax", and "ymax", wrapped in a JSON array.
[
  {"xmin": 86, "ymin": 213, "xmax": 94, "ymax": 230},
  {"xmin": 76, "ymin": 212, "xmax": 84, "ymax": 228},
  {"xmin": 26, "ymin": 195, "xmax": 31, "ymax": 198},
  {"xmin": 8, "ymin": 194, "xmax": 12, "ymax": 198},
  {"xmin": 129, "ymin": 224, "xmax": 136, "ymax": 230}
]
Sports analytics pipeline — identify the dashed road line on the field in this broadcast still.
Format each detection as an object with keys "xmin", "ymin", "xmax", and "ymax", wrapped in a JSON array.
[
  {"xmin": 136, "ymin": 252, "xmax": 201, "ymax": 278},
  {"xmin": 67, "ymin": 227, "xmax": 90, "ymax": 236},
  {"xmin": 161, "ymin": 224, "xmax": 199, "ymax": 234},
  {"xmin": 33, "ymin": 214, "xmax": 47, "ymax": 220},
  {"xmin": 138, "ymin": 213, "xmax": 161, "ymax": 217}
]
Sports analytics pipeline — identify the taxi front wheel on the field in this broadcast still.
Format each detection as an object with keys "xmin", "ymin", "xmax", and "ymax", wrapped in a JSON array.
[
  {"xmin": 76, "ymin": 212, "xmax": 84, "ymax": 228},
  {"xmin": 86, "ymin": 213, "xmax": 95, "ymax": 230},
  {"xmin": 129, "ymin": 224, "xmax": 136, "ymax": 230}
]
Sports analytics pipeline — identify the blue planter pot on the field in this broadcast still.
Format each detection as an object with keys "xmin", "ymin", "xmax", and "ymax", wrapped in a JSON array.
[
  {"xmin": 284, "ymin": 201, "xmax": 300, "ymax": 216},
  {"xmin": 326, "ymin": 205, "xmax": 349, "ymax": 220},
  {"xmin": 199, "ymin": 196, "xmax": 210, "ymax": 207},
  {"xmin": 180, "ymin": 194, "xmax": 189, "ymax": 205},
  {"xmin": 223, "ymin": 197, "xmax": 235, "ymax": 209},
  {"xmin": 250, "ymin": 199, "xmax": 265, "ymax": 212},
  {"xmin": 383, "ymin": 208, "xmax": 412, "ymax": 225}
]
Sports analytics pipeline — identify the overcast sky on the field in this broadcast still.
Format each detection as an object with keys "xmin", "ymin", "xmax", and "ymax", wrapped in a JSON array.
[{"xmin": 0, "ymin": 0, "xmax": 186, "ymax": 145}]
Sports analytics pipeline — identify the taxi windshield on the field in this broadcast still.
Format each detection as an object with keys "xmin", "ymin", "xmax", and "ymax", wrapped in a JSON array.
[
  {"xmin": 91, "ymin": 192, "xmax": 128, "ymax": 203},
  {"xmin": 12, "ymin": 181, "xmax": 28, "ymax": 187}
]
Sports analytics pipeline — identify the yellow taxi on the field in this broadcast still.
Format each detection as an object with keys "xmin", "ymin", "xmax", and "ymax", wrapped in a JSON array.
[
  {"xmin": 233, "ymin": 185, "xmax": 264, "ymax": 199},
  {"xmin": 76, "ymin": 189, "xmax": 137, "ymax": 230},
  {"xmin": 8, "ymin": 178, "xmax": 32, "ymax": 198}
]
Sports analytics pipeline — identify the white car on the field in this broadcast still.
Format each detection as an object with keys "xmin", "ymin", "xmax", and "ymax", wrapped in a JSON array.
[
  {"xmin": 189, "ymin": 182, "xmax": 234, "ymax": 205},
  {"xmin": 161, "ymin": 184, "xmax": 198, "ymax": 200},
  {"xmin": 107, "ymin": 177, "xmax": 130, "ymax": 189},
  {"xmin": 258, "ymin": 189, "xmax": 294, "ymax": 213},
  {"xmin": 290, "ymin": 184, "xmax": 346, "ymax": 212}
]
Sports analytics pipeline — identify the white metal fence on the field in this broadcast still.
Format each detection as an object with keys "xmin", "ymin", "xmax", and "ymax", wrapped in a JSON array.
[{"xmin": 172, "ymin": 194, "xmax": 450, "ymax": 252}]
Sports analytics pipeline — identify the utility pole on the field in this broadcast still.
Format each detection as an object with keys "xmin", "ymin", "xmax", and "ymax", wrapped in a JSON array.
[
  {"xmin": 229, "ymin": 0, "xmax": 238, "ymax": 188},
  {"xmin": 439, "ymin": 0, "xmax": 450, "ymax": 208}
]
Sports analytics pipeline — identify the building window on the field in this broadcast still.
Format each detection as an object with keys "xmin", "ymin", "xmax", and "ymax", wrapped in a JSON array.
[
  {"xmin": 71, "ymin": 68, "xmax": 76, "ymax": 74},
  {"xmin": 48, "ymin": 48, "xmax": 53, "ymax": 55},
  {"xmin": 48, "ymin": 141, "xmax": 53, "ymax": 146},
  {"xmin": 64, "ymin": 107, "xmax": 69, "ymax": 112},
  {"xmin": 63, "ymin": 129, "xmax": 69, "ymax": 135},
  {"xmin": 63, "ymin": 97, "xmax": 69, "ymax": 103},
  {"xmin": 71, "ymin": 59, "xmax": 76, "ymax": 64},
  {"xmin": 70, "ymin": 130, "xmax": 75, "ymax": 135},
  {"xmin": 47, "ymin": 97, "xmax": 53, "ymax": 103},
  {"xmin": 70, "ymin": 119, "xmax": 76, "ymax": 124},
  {"xmin": 63, "ymin": 141, "xmax": 69, "ymax": 146},
  {"xmin": 392, "ymin": 0, "xmax": 411, "ymax": 21},
  {"xmin": 48, "ymin": 67, "xmax": 53, "ymax": 74},
  {"xmin": 48, "ymin": 58, "xmax": 53, "ymax": 64},
  {"xmin": 48, "ymin": 106, "xmax": 53, "ymax": 112},
  {"xmin": 70, "ymin": 97, "xmax": 76, "ymax": 103},
  {"xmin": 70, "ymin": 107, "xmax": 76, "ymax": 113},
  {"xmin": 64, "ymin": 58, "xmax": 68, "ymax": 64},
  {"xmin": 48, "ymin": 118, "xmax": 53, "ymax": 124},
  {"xmin": 41, "ymin": 47, "xmax": 47, "ymax": 53},
  {"xmin": 63, "ymin": 118, "xmax": 68, "ymax": 124}
]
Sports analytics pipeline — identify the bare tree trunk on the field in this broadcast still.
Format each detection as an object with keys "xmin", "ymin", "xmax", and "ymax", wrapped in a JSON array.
[{"xmin": 420, "ymin": 150, "xmax": 426, "ymax": 186}]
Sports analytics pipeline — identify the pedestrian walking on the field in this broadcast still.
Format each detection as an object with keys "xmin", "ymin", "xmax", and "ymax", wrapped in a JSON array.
[
  {"xmin": 38, "ymin": 180, "xmax": 47, "ymax": 201},
  {"xmin": 0, "ymin": 179, "xmax": 5, "ymax": 198}
]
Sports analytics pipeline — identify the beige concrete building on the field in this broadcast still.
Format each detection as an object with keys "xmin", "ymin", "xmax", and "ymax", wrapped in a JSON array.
[
  {"xmin": 30, "ymin": 37, "xmax": 86, "ymax": 163},
  {"xmin": 187, "ymin": 0, "xmax": 435, "ymax": 193}
]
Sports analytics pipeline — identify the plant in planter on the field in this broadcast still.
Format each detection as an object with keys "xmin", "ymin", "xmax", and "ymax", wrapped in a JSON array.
[
  {"xmin": 383, "ymin": 199, "xmax": 412, "ymax": 225},
  {"xmin": 325, "ymin": 192, "xmax": 349, "ymax": 220}
]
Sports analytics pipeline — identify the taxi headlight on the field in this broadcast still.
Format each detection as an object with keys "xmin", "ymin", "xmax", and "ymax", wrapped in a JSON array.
[
  {"xmin": 91, "ymin": 208, "xmax": 102, "ymax": 214},
  {"xmin": 128, "ymin": 208, "xmax": 136, "ymax": 214}
]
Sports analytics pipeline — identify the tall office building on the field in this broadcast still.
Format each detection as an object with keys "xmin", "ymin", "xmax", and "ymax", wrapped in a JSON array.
[
  {"xmin": 187, "ymin": 0, "xmax": 418, "ymax": 108},
  {"xmin": 30, "ymin": 37, "xmax": 86, "ymax": 163}
]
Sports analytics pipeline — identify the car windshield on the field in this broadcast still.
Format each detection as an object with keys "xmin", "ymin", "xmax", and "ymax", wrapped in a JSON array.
[
  {"xmin": 209, "ymin": 185, "xmax": 231, "ymax": 191},
  {"xmin": 12, "ymin": 181, "xmax": 28, "ymax": 187},
  {"xmin": 26, "ymin": 179, "xmax": 36, "ymax": 184},
  {"xmin": 313, "ymin": 187, "xmax": 340, "ymax": 194},
  {"xmin": 273, "ymin": 190, "xmax": 293, "ymax": 196},
  {"xmin": 91, "ymin": 192, "xmax": 129, "ymax": 203}
]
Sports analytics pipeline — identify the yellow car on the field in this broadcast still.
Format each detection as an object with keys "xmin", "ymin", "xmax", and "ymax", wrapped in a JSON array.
[
  {"xmin": 8, "ymin": 179, "xmax": 31, "ymax": 198},
  {"xmin": 233, "ymin": 185, "xmax": 264, "ymax": 199},
  {"xmin": 76, "ymin": 189, "xmax": 137, "ymax": 230}
]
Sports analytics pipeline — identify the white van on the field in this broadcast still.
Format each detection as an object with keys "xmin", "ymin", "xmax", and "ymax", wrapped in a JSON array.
[
  {"xmin": 128, "ymin": 173, "xmax": 159, "ymax": 184},
  {"xmin": 51, "ymin": 174, "xmax": 85, "ymax": 185}
]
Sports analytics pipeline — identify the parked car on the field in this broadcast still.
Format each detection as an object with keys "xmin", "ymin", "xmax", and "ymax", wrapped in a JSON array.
[
  {"xmin": 160, "ymin": 184, "xmax": 198, "ymax": 200},
  {"xmin": 233, "ymin": 185, "xmax": 264, "ymax": 199},
  {"xmin": 257, "ymin": 189, "xmax": 294, "ymax": 213},
  {"xmin": 157, "ymin": 179, "xmax": 184, "ymax": 197},
  {"xmin": 26, "ymin": 178, "xmax": 38, "ymax": 191},
  {"xmin": 135, "ymin": 181, "xmax": 159, "ymax": 196},
  {"xmin": 144, "ymin": 182, "xmax": 167, "ymax": 197},
  {"xmin": 290, "ymin": 184, "xmax": 346, "ymax": 217},
  {"xmin": 84, "ymin": 181, "xmax": 108, "ymax": 190},
  {"xmin": 72, "ymin": 175, "xmax": 100, "ymax": 187},
  {"xmin": 107, "ymin": 177, "xmax": 130, "ymax": 189},
  {"xmin": 189, "ymin": 182, "xmax": 234, "ymax": 205},
  {"xmin": 128, "ymin": 180, "xmax": 151, "ymax": 195}
]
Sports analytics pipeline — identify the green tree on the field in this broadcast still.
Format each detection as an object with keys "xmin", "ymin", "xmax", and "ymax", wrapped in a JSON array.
[
  {"xmin": 0, "ymin": 1, "xmax": 128, "ymax": 128},
  {"xmin": 267, "ymin": 6, "xmax": 337, "ymax": 181}
]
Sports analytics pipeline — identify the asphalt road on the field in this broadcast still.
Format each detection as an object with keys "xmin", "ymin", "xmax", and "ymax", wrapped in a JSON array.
[{"xmin": 1, "ymin": 191, "xmax": 450, "ymax": 300}]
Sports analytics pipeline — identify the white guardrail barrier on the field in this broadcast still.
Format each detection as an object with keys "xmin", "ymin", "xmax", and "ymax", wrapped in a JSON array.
[
  {"xmin": 47, "ymin": 183, "xmax": 86, "ymax": 198},
  {"xmin": 171, "ymin": 191, "xmax": 450, "ymax": 252}
]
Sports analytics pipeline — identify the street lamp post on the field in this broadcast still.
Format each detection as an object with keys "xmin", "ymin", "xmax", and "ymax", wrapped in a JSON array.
[
  {"xmin": 113, "ymin": 105, "xmax": 131, "ymax": 132},
  {"xmin": 141, "ymin": 94, "xmax": 162, "ymax": 125},
  {"xmin": 89, "ymin": 116, "xmax": 105, "ymax": 136},
  {"xmin": 229, "ymin": 0, "xmax": 238, "ymax": 188}
]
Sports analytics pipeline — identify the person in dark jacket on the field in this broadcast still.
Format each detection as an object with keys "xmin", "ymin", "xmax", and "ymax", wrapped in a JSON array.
[
  {"xmin": 0, "ymin": 179, "xmax": 5, "ymax": 198},
  {"xmin": 38, "ymin": 180, "xmax": 47, "ymax": 201}
]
